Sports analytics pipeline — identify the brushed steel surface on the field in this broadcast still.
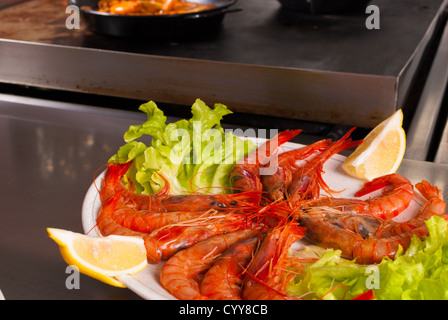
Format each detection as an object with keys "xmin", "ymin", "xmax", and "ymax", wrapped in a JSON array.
[
  {"xmin": 0, "ymin": 0, "xmax": 447, "ymax": 128},
  {"xmin": 0, "ymin": 39, "xmax": 398, "ymax": 128},
  {"xmin": 0, "ymin": 95, "xmax": 146, "ymax": 300}
]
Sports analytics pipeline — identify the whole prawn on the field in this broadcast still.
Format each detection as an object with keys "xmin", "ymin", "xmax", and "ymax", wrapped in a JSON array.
[
  {"xmin": 299, "ymin": 180, "xmax": 446, "ymax": 264},
  {"xmin": 101, "ymin": 162, "xmax": 261, "ymax": 212},
  {"xmin": 242, "ymin": 222, "xmax": 306, "ymax": 300},
  {"xmin": 96, "ymin": 161, "xmax": 263, "ymax": 234},
  {"xmin": 160, "ymin": 228, "xmax": 260, "ymax": 300},
  {"xmin": 302, "ymin": 173, "xmax": 414, "ymax": 220}
]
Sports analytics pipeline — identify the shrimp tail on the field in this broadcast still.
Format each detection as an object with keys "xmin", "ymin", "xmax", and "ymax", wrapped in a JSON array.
[
  {"xmin": 415, "ymin": 180, "xmax": 444, "ymax": 202},
  {"xmin": 100, "ymin": 161, "xmax": 132, "ymax": 202},
  {"xmin": 254, "ymin": 129, "xmax": 303, "ymax": 165},
  {"xmin": 274, "ymin": 129, "xmax": 303, "ymax": 147},
  {"xmin": 104, "ymin": 162, "xmax": 132, "ymax": 187},
  {"xmin": 414, "ymin": 180, "xmax": 446, "ymax": 219}
]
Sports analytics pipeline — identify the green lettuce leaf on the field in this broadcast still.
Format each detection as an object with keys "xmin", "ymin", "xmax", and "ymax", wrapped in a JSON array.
[
  {"xmin": 287, "ymin": 216, "xmax": 448, "ymax": 300},
  {"xmin": 109, "ymin": 99, "xmax": 255, "ymax": 195}
]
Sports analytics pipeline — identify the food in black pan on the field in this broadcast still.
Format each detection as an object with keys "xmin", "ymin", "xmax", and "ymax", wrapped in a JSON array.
[{"xmin": 97, "ymin": 0, "xmax": 216, "ymax": 15}]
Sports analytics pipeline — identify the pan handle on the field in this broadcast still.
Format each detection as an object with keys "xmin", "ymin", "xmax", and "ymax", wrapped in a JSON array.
[{"xmin": 185, "ymin": 7, "xmax": 242, "ymax": 19}]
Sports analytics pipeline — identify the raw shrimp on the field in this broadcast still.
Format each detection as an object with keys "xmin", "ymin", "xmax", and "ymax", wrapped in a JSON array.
[
  {"xmin": 297, "ymin": 173, "xmax": 414, "ymax": 220},
  {"xmin": 375, "ymin": 180, "xmax": 446, "ymax": 239},
  {"xmin": 287, "ymin": 127, "xmax": 361, "ymax": 201},
  {"xmin": 98, "ymin": 203, "xmax": 257, "ymax": 264},
  {"xmin": 200, "ymin": 234, "xmax": 260, "ymax": 300},
  {"xmin": 242, "ymin": 223, "xmax": 306, "ymax": 300},
  {"xmin": 100, "ymin": 162, "xmax": 261, "ymax": 213},
  {"xmin": 228, "ymin": 129, "xmax": 302, "ymax": 202},
  {"xmin": 299, "ymin": 180, "xmax": 447, "ymax": 264},
  {"xmin": 160, "ymin": 229, "xmax": 260, "ymax": 300},
  {"xmin": 96, "ymin": 160, "xmax": 268, "ymax": 264},
  {"xmin": 99, "ymin": 191, "xmax": 262, "ymax": 238},
  {"xmin": 261, "ymin": 139, "xmax": 332, "ymax": 203},
  {"xmin": 354, "ymin": 173, "xmax": 414, "ymax": 220},
  {"xmin": 107, "ymin": 208, "xmax": 216, "ymax": 234}
]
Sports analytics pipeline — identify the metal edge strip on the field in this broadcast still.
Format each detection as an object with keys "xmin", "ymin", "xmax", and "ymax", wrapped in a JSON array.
[
  {"xmin": 405, "ymin": 10, "xmax": 448, "ymax": 161},
  {"xmin": 0, "ymin": 39, "xmax": 397, "ymax": 128}
]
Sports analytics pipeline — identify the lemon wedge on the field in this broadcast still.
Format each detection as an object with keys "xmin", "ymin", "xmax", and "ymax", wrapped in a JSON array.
[
  {"xmin": 342, "ymin": 109, "xmax": 406, "ymax": 181},
  {"xmin": 47, "ymin": 228, "xmax": 148, "ymax": 288}
]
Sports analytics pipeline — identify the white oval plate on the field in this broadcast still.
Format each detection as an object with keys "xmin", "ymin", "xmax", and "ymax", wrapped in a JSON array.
[{"xmin": 81, "ymin": 138, "xmax": 422, "ymax": 300}]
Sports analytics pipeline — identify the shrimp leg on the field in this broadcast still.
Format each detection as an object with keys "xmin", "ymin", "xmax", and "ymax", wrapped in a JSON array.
[{"xmin": 297, "ymin": 173, "xmax": 414, "ymax": 221}]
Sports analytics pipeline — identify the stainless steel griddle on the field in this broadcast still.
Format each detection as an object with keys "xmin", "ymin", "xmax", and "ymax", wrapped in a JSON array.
[{"xmin": 0, "ymin": 0, "xmax": 447, "ymax": 128}]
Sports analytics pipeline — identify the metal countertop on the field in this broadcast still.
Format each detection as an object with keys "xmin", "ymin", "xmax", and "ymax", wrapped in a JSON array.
[
  {"xmin": 0, "ymin": 0, "xmax": 443, "ymax": 76},
  {"xmin": 0, "ymin": 0, "xmax": 447, "ymax": 127},
  {"xmin": 1, "ymin": 94, "xmax": 448, "ymax": 300}
]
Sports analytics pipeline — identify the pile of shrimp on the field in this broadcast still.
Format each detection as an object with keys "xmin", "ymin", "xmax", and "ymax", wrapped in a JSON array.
[{"xmin": 95, "ymin": 127, "xmax": 447, "ymax": 300}]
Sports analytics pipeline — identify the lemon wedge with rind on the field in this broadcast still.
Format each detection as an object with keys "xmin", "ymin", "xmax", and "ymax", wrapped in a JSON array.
[
  {"xmin": 47, "ymin": 228, "xmax": 148, "ymax": 288},
  {"xmin": 342, "ymin": 109, "xmax": 406, "ymax": 181}
]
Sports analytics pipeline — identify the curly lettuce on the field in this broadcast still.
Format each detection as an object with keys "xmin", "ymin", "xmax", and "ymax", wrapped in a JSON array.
[{"xmin": 109, "ymin": 99, "xmax": 255, "ymax": 195}]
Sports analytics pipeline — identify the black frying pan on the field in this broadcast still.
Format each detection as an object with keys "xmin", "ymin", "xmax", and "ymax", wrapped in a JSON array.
[{"xmin": 68, "ymin": 0, "xmax": 239, "ymax": 38}]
